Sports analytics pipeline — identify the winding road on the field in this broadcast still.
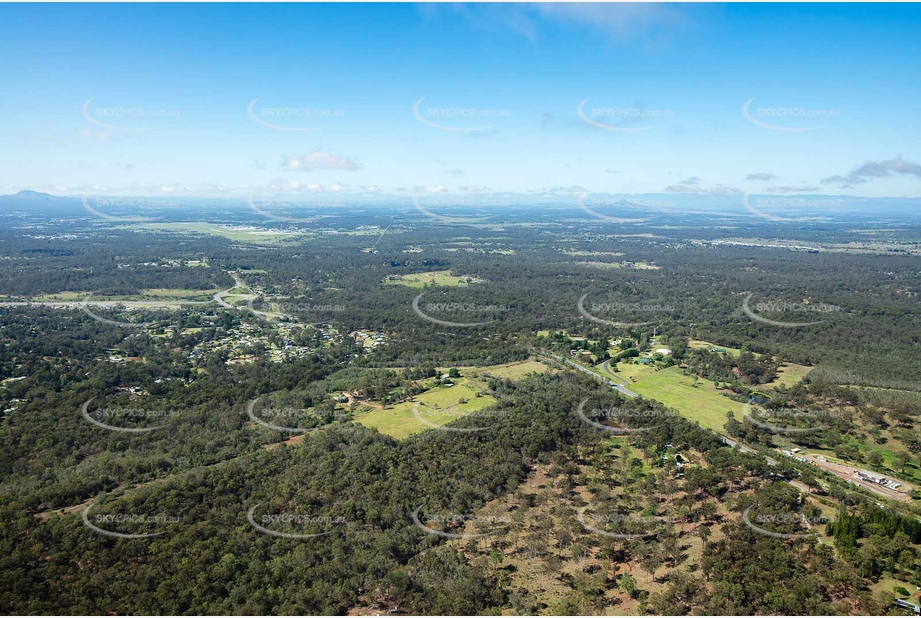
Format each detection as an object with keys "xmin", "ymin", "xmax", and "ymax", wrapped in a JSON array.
[{"xmin": 537, "ymin": 351, "xmax": 639, "ymax": 398}]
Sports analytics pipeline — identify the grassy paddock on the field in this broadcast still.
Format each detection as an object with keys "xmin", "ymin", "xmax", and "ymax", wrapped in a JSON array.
[
  {"xmin": 353, "ymin": 378, "xmax": 497, "ymax": 439},
  {"xmin": 630, "ymin": 366, "xmax": 744, "ymax": 433},
  {"xmin": 383, "ymin": 270, "xmax": 476, "ymax": 288}
]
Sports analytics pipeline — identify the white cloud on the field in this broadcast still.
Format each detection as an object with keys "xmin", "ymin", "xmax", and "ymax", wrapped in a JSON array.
[
  {"xmin": 533, "ymin": 2, "xmax": 684, "ymax": 37},
  {"xmin": 529, "ymin": 186, "xmax": 588, "ymax": 195},
  {"xmin": 75, "ymin": 127, "xmax": 111, "ymax": 142},
  {"xmin": 709, "ymin": 184, "xmax": 742, "ymax": 195},
  {"xmin": 822, "ymin": 155, "xmax": 921, "ymax": 187},
  {"xmin": 281, "ymin": 149, "xmax": 360, "ymax": 172},
  {"xmin": 664, "ymin": 178, "xmax": 740, "ymax": 195},
  {"xmin": 413, "ymin": 185, "xmax": 447, "ymax": 194},
  {"xmin": 766, "ymin": 185, "xmax": 819, "ymax": 193}
]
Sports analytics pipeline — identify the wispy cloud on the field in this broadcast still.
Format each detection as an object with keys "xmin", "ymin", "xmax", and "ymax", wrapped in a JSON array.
[
  {"xmin": 281, "ymin": 149, "xmax": 360, "ymax": 172},
  {"xmin": 665, "ymin": 177, "xmax": 740, "ymax": 195},
  {"xmin": 710, "ymin": 184, "xmax": 743, "ymax": 195},
  {"xmin": 534, "ymin": 2, "xmax": 685, "ymax": 37},
  {"xmin": 265, "ymin": 178, "xmax": 351, "ymax": 192},
  {"xmin": 413, "ymin": 185, "xmax": 447, "ymax": 194},
  {"xmin": 745, "ymin": 172, "xmax": 776, "ymax": 181},
  {"xmin": 664, "ymin": 177, "xmax": 702, "ymax": 192},
  {"xmin": 766, "ymin": 185, "xmax": 819, "ymax": 193},
  {"xmin": 432, "ymin": 2, "xmax": 687, "ymax": 44},
  {"xmin": 75, "ymin": 128, "xmax": 111, "ymax": 142},
  {"xmin": 530, "ymin": 185, "xmax": 588, "ymax": 195}
]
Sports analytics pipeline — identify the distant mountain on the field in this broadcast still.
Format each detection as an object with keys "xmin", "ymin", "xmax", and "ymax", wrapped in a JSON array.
[{"xmin": 0, "ymin": 191, "xmax": 85, "ymax": 216}]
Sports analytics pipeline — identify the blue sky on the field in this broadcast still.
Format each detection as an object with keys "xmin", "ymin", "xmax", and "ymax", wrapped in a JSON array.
[{"xmin": 2, "ymin": 2, "xmax": 920, "ymax": 199}]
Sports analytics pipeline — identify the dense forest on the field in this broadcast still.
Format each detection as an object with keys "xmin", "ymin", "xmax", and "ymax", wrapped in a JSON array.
[{"xmin": 1, "ymin": 210, "xmax": 920, "ymax": 614}]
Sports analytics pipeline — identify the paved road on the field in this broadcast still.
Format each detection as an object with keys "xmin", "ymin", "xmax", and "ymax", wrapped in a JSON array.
[
  {"xmin": 531, "ymin": 351, "xmax": 921, "ymax": 501},
  {"xmin": 720, "ymin": 436, "xmax": 779, "ymax": 466},
  {"xmin": 0, "ymin": 300, "xmax": 208, "ymax": 309},
  {"xmin": 539, "ymin": 352, "xmax": 639, "ymax": 398},
  {"xmin": 213, "ymin": 271, "xmax": 250, "ymax": 309},
  {"xmin": 599, "ymin": 359, "xmax": 643, "ymax": 397},
  {"xmin": 538, "ymin": 352, "xmax": 788, "ymax": 469}
]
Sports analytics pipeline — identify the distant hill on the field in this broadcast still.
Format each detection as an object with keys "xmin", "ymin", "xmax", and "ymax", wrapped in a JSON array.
[{"xmin": 0, "ymin": 191, "xmax": 85, "ymax": 216}]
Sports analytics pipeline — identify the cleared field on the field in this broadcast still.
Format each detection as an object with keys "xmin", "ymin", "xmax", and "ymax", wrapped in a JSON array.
[
  {"xmin": 141, "ymin": 288, "xmax": 224, "ymax": 298},
  {"xmin": 630, "ymin": 366, "xmax": 744, "ymax": 433},
  {"xmin": 475, "ymin": 359, "xmax": 549, "ymax": 380},
  {"xmin": 766, "ymin": 362, "xmax": 813, "ymax": 388},
  {"xmin": 34, "ymin": 292, "xmax": 90, "ymax": 301},
  {"xmin": 383, "ymin": 270, "xmax": 476, "ymax": 288},
  {"xmin": 133, "ymin": 222, "xmax": 306, "ymax": 244},
  {"xmin": 869, "ymin": 573, "xmax": 917, "ymax": 599},
  {"xmin": 689, "ymin": 339, "xmax": 741, "ymax": 357},
  {"xmin": 574, "ymin": 260, "xmax": 660, "ymax": 270},
  {"xmin": 36, "ymin": 288, "xmax": 222, "ymax": 302},
  {"xmin": 562, "ymin": 250, "xmax": 626, "ymax": 257},
  {"xmin": 353, "ymin": 379, "xmax": 497, "ymax": 439},
  {"xmin": 689, "ymin": 341, "xmax": 812, "ymax": 389},
  {"xmin": 609, "ymin": 361, "xmax": 656, "ymax": 382}
]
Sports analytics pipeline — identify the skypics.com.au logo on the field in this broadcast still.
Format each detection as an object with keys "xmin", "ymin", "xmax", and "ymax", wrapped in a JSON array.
[
  {"xmin": 743, "ymin": 398, "xmax": 842, "ymax": 434},
  {"xmin": 81, "ymin": 302, "xmax": 152, "ymax": 329},
  {"xmin": 412, "ymin": 98, "xmax": 510, "ymax": 133},
  {"xmin": 578, "ymin": 294, "xmax": 674, "ymax": 328},
  {"xmin": 577, "ymin": 399, "xmax": 677, "ymax": 434},
  {"xmin": 742, "ymin": 194, "xmax": 843, "ymax": 222},
  {"xmin": 81, "ymin": 504, "xmax": 179, "ymax": 539},
  {"xmin": 412, "ymin": 291, "xmax": 509, "ymax": 327},
  {"xmin": 82, "ymin": 196, "xmax": 174, "ymax": 222},
  {"xmin": 577, "ymin": 98, "xmax": 675, "ymax": 132},
  {"xmin": 577, "ymin": 506, "xmax": 674, "ymax": 539},
  {"xmin": 81, "ymin": 398, "xmax": 178, "ymax": 433},
  {"xmin": 246, "ymin": 396, "xmax": 347, "ymax": 433},
  {"xmin": 247, "ymin": 296, "xmax": 345, "ymax": 323},
  {"xmin": 247, "ymin": 97, "xmax": 345, "ymax": 132},
  {"xmin": 742, "ymin": 505, "xmax": 821, "ymax": 540},
  {"xmin": 82, "ymin": 97, "xmax": 179, "ymax": 132},
  {"xmin": 247, "ymin": 504, "xmax": 347, "ymax": 539},
  {"xmin": 742, "ymin": 97, "xmax": 838, "ymax": 132},
  {"xmin": 410, "ymin": 403, "xmax": 510, "ymax": 433},
  {"xmin": 576, "ymin": 193, "xmax": 662, "ymax": 223},
  {"xmin": 411, "ymin": 506, "xmax": 510, "ymax": 539},
  {"xmin": 411, "ymin": 191, "xmax": 501, "ymax": 222},
  {"xmin": 247, "ymin": 192, "xmax": 344, "ymax": 222},
  {"xmin": 742, "ymin": 293, "xmax": 841, "ymax": 328}
]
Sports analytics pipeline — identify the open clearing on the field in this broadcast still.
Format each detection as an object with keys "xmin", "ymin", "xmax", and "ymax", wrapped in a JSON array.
[
  {"xmin": 608, "ymin": 361, "xmax": 656, "ymax": 383},
  {"xmin": 472, "ymin": 359, "xmax": 549, "ymax": 380},
  {"xmin": 766, "ymin": 362, "xmax": 814, "ymax": 388},
  {"xmin": 629, "ymin": 366, "xmax": 744, "ymax": 433},
  {"xmin": 689, "ymin": 339, "xmax": 741, "ymax": 357},
  {"xmin": 133, "ymin": 222, "xmax": 307, "ymax": 244},
  {"xmin": 688, "ymin": 341, "xmax": 812, "ymax": 388},
  {"xmin": 34, "ymin": 288, "xmax": 223, "ymax": 302},
  {"xmin": 351, "ymin": 359, "xmax": 544, "ymax": 439},
  {"xmin": 353, "ymin": 378, "xmax": 497, "ymax": 439},
  {"xmin": 383, "ymin": 270, "xmax": 479, "ymax": 288},
  {"xmin": 574, "ymin": 260, "xmax": 661, "ymax": 270}
]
